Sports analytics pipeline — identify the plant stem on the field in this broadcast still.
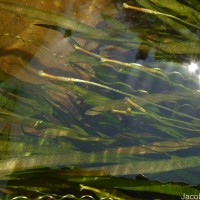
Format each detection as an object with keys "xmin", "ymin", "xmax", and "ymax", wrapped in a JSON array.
[{"xmin": 38, "ymin": 70, "xmax": 133, "ymax": 97}]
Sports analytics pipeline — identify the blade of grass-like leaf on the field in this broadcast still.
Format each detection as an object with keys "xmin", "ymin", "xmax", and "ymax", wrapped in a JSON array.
[
  {"xmin": 111, "ymin": 109, "xmax": 200, "ymax": 136},
  {"xmin": 71, "ymin": 39, "xmax": 168, "ymax": 79},
  {"xmin": 156, "ymin": 40, "xmax": 200, "ymax": 54},
  {"xmin": 0, "ymin": 109, "xmax": 110, "ymax": 141},
  {"xmin": 88, "ymin": 155, "xmax": 200, "ymax": 176},
  {"xmin": 0, "ymin": 18, "xmax": 150, "ymax": 57},
  {"xmin": 108, "ymin": 137, "xmax": 200, "ymax": 155},
  {"xmin": 35, "ymin": 23, "xmax": 150, "ymax": 52},
  {"xmin": 86, "ymin": 92, "xmax": 200, "ymax": 121},
  {"xmin": 3, "ymin": 168, "xmax": 200, "ymax": 198},
  {"xmin": 147, "ymin": 111, "xmax": 200, "ymax": 133},
  {"xmin": 84, "ymin": 93, "xmax": 177, "ymax": 115},
  {"xmin": 66, "ymin": 176, "xmax": 200, "ymax": 197},
  {"xmin": 101, "ymin": 13, "xmax": 126, "ymax": 31},
  {"xmin": 123, "ymin": 3, "xmax": 200, "ymax": 30},
  {"xmin": 38, "ymin": 70, "xmax": 134, "ymax": 97},
  {"xmin": 0, "ymin": 152, "xmax": 132, "ymax": 175},
  {"xmin": 85, "ymin": 91, "xmax": 200, "ymax": 135},
  {"xmin": 149, "ymin": 0, "xmax": 200, "ymax": 22},
  {"xmin": 185, "ymin": 0, "xmax": 200, "ymax": 11},
  {"xmin": 62, "ymin": 84, "xmax": 112, "ymax": 106},
  {"xmin": 0, "ymin": 1, "xmax": 108, "ymax": 38},
  {"xmin": 80, "ymin": 183, "xmax": 194, "ymax": 200},
  {"xmin": 134, "ymin": 0, "xmax": 198, "ymax": 40},
  {"xmin": 0, "ymin": 139, "xmax": 73, "ymax": 158},
  {"xmin": 80, "ymin": 184, "xmax": 131, "ymax": 200},
  {"xmin": 0, "ymin": 93, "xmax": 38, "ymax": 117},
  {"xmin": 0, "ymin": 87, "xmax": 53, "ymax": 117}
]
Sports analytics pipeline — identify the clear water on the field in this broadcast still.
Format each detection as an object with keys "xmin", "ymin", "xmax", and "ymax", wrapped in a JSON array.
[{"xmin": 0, "ymin": 0, "xmax": 200, "ymax": 199}]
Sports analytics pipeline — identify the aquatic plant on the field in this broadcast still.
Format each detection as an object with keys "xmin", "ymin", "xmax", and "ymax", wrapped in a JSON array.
[{"xmin": 0, "ymin": 0, "xmax": 200, "ymax": 199}]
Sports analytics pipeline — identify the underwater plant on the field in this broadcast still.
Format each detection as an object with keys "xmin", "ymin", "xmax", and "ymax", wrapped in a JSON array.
[{"xmin": 0, "ymin": 0, "xmax": 200, "ymax": 199}]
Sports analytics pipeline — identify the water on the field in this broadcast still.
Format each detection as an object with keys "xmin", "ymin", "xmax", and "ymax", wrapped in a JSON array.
[{"xmin": 0, "ymin": 0, "xmax": 200, "ymax": 199}]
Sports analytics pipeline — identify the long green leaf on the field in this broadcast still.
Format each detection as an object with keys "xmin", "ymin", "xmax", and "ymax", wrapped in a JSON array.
[{"xmin": 0, "ymin": 1, "xmax": 108, "ymax": 38}]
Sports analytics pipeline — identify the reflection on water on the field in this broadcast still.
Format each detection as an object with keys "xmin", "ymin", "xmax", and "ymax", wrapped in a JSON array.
[{"xmin": 0, "ymin": 0, "xmax": 200, "ymax": 199}]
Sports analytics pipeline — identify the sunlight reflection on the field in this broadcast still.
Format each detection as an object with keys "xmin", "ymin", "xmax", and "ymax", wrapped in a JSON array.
[
  {"xmin": 184, "ymin": 61, "xmax": 200, "ymax": 86},
  {"xmin": 187, "ymin": 61, "xmax": 199, "ymax": 73}
]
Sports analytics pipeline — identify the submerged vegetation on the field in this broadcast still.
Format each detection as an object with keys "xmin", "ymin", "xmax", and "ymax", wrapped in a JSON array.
[{"xmin": 0, "ymin": 0, "xmax": 200, "ymax": 199}]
